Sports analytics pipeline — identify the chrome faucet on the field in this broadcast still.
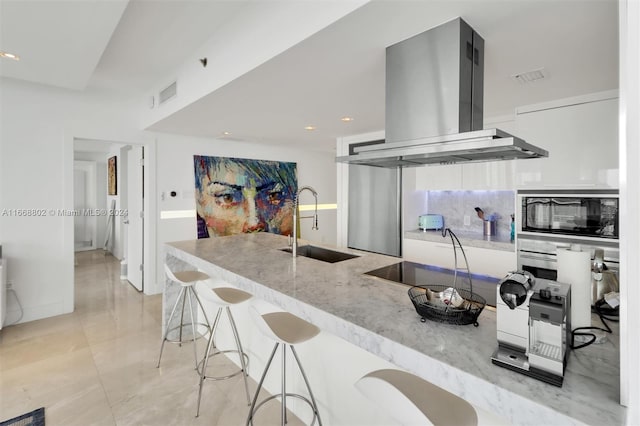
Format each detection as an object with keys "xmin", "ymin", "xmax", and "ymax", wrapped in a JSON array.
[{"xmin": 292, "ymin": 186, "xmax": 318, "ymax": 257}]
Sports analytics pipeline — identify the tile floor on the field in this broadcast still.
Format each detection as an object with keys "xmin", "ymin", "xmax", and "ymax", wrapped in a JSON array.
[{"xmin": 0, "ymin": 250, "xmax": 302, "ymax": 425}]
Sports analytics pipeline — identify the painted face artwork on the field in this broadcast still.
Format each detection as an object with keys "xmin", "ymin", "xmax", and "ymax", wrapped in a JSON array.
[{"xmin": 194, "ymin": 156, "xmax": 297, "ymax": 238}]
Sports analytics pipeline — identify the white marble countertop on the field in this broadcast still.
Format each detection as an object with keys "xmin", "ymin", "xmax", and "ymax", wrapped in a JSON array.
[
  {"xmin": 165, "ymin": 233, "xmax": 624, "ymax": 425},
  {"xmin": 406, "ymin": 229, "xmax": 515, "ymax": 252}
]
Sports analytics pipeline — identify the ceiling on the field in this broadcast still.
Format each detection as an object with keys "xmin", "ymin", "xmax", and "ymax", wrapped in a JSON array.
[{"xmin": 1, "ymin": 1, "xmax": 619, "ymax": 154}]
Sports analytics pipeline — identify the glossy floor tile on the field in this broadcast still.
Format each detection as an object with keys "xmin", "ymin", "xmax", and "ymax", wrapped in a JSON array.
[{"xmin": 0, "ymin": 250, "xmax": 303, "ymax": 426}]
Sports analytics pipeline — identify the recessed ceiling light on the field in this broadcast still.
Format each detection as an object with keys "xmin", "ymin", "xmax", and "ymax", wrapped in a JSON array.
[
  {"xmin": 222, "ymin": 131, "xmax": 232, "ymax": 136},
  {"xmin": 304, "ymin": 126, "xmax": 316, "ymax": 131},
  {"xmin": 0, "ymin": 51, "xmax": 20, "ymax": 61},
  {"xmin": 341, "ymin": 117, "xmax": 355, "ymax": 122}
]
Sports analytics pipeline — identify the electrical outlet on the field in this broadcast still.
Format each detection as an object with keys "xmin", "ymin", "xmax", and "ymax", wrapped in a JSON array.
[{"xmin": 464, "ymin": 215, "xmax": 471, "ymax": 226}]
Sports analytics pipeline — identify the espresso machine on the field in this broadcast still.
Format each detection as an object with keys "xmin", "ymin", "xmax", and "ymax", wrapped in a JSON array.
[{"xmin": 491, "ymin": 271, "xmax": 571, "ymax": 387}]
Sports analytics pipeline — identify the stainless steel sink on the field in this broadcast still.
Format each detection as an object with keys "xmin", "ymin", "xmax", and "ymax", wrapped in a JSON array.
[{"xmin": 280, "ymin": 245, "xmax": 359, "ymax": 263}]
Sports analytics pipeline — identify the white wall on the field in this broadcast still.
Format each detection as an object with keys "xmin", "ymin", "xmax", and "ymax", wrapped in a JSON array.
[
  {"xmin": 0, "ymin": 78, "xmax": 146, "ymax": 324},
  {"xmin": 141, "ymin": 1, "xmax": 368, "ymax": 129},
  {"xmin": 154, "ymin": 133, "xmax": 337, "ymax": 294},
  {"xmin": 74, "ymin": 152, "xmax": 108, "ymax": 251},
  {"xmin": 619, "ymin": 0, "xmax": 640, "ymax": 419}
]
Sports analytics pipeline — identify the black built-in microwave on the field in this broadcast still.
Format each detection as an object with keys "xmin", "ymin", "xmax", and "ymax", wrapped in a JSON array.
[{"xmin": 518, "ymin": 190, "xmax": 618, "ymax": 240}]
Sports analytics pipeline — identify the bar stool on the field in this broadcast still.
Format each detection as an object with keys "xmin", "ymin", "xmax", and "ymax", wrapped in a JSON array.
[
  {"xmin": 195, "ymin": 281, "xmax": 253, "ymax": 417},
  {"xmin": 157, "ymin": 264, "xmax": 212, "ymax": 369},
  {"xmin": 246, "ymin": 305, "xmax": 323, "ymax": 426},
  {"xmin": 355, "ymin": 369, "xmax": 509, "ymax": 425}
]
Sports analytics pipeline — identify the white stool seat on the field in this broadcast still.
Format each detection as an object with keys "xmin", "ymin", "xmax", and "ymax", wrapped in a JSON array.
[
  {"xmin": 356, "ymin": 369, "xmax": 509, "ymax": 426},
  {"xmin": 261, "ymin": 311, "xmax": 321, "ymax": 344},
  {"xmin": 172, "ymin": 270, "xmax": 211, "ymax": 285},
  {"xmin": 195, "ymin": 282, "xmax": 253, "ymax": 418},
  {"xmin": 247, "ymin": 305, "xmax": 323, "ymax": 426},
  {"xmin": 195, "ymin": 282, "xmax": 253, "ymax": 306}
]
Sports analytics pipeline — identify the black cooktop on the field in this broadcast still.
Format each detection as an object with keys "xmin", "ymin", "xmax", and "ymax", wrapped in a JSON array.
[{"xmin": 365, "ymin": 261, "xmax": 499, "ymax": 307}]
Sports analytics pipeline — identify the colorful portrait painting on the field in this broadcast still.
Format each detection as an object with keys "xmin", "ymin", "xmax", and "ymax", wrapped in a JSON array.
[{"xmin": 194, "ymin": 155, "xmax": 297, "ymax": 238}]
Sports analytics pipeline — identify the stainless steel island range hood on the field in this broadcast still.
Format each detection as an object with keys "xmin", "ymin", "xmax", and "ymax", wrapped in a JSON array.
[{"xmin": 336, "ymin": 17, "xmax": 548, "ymax": 167}]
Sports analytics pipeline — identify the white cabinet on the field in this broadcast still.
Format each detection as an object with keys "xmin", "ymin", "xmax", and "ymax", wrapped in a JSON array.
[
  {"xmin": 514, "ymin": 92, "xmax": 618, "ymax": 189},
  {"xmin": 460, "ymin": 117, "xmax": 517, "ymax": 190},
  {"xmin": 415, "ymin": 164, "xmax": 462, "ymax": 190},
  {"xmin": 403, "ymin": 238, "xmax": 515, "ymax": 278},
  {"xmin": 461, "ymin": 160, "xmax": 516, "ymax": 190},
  {"xmin": 414, "ymin": 157, "xmax": 516, "ymax": 190}
]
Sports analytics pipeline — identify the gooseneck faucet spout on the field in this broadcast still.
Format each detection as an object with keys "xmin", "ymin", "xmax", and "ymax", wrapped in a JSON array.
[{"xmin": 292, "ymin": 186, "xmax": 318, "ymax": 257}]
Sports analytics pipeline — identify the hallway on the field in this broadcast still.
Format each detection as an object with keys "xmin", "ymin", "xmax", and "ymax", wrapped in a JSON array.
[{"xmin": 0, "ymin": 250, "xmax": 296, "ymax": 425}]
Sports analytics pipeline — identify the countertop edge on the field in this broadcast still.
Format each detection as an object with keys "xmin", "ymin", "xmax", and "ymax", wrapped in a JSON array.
[{"xmin": 405, "ymin": 229, "xmax": 515, "ymax": 252}]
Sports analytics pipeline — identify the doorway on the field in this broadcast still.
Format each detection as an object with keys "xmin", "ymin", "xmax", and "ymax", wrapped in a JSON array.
[{"xmin": 73, "ymin": 139, "xmax": 149, "ymax": 293}]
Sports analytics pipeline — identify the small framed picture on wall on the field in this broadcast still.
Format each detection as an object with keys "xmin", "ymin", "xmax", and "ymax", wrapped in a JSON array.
[{"xmin": 108, "ymin": 156, "xmax": 117, "ymax": 195}]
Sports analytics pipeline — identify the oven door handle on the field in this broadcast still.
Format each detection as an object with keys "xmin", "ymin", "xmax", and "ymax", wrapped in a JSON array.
[
  {"xmin": 519, "ymin": 253, "xmax": 556, "ymax": 261},
  {"xmin": 518, "ymin": 243, "xmax": 571, "ymax": 252}
]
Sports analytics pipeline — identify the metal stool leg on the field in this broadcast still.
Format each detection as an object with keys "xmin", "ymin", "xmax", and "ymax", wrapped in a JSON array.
[
  {"xmin": 193, "ymin": 288, "xmax": 212, "ymax": 334},
  {"xmin": 228, "ymin": 306, "xmax": 252, "ymax": 405},
  {"xmin": 158, "ymin": 283, "xmax": 212, "ymax": 370},
  {"xmin": 247, "ymin": 343, "xmax": 279, "ymax": 426},
  {"xmin": 196, "ymin": 305, "xmax": 251, "ymax": 417},
  {"xmin": 157, "ymin": 286, "xmax": 186, "ymax": 368},
  {"xmin": 196, "ymin": 307, "xmax": 222, "ymax": 417},
  {"xmin": 281, "ymin": 344, "xmax": 287, "ymax": 425},
  {"xmin": 186, "ymin": 287, "xmax": 200, "ymax": 369},
  {"xmin": 246, "ymin": 343, "xmax": 322, "ymax": 426},
  {"xmin": 178, "ymin": 286, "xmax": 187, "ymax": 346},
  {"xmin": 291, "ymin": 345, "xmax": 323, "ymax": 426}
]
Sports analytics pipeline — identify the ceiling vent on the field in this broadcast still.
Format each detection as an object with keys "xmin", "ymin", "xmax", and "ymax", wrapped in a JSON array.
[
  {"xmin": 512, "ymin": 68, "xmax": 548, "ymax": 84},
  {"xmin": 159, "ymin": 81, "xmax": 177, "ymax": 104}
]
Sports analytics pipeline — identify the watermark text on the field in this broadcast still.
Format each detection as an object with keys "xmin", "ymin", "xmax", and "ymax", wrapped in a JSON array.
[{"xmin": 1, "ymin": 208, "xmax": 128, "ymax": 217}]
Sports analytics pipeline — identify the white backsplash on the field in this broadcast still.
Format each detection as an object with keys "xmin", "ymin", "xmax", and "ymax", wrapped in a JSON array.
[{"xmin": 421, "ymin": 190, "xmax": 516, "ymax": 238}]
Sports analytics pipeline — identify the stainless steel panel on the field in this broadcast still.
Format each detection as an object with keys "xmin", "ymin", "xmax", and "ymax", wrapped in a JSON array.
[
  {"xmin": 471, "ymin": 31, "xmax": 484, "ymax": 131},
  {"xmin": 335, "ymin": 131, "xmax": 549, "ymax": 167},
  {"xmin": 348, "ymin": 164, "xmax": 401, "ymax": 257},
  {"xmin": 517, "ymin": 235, "xmax": 620, "ymax": 273},
  {"xmin": 339, "ymin": 17, "xmax": 548, "ymax": 168},
  {"xmin": 458, "ymin": 20, "xmax": 474, "ymax": 133},
  {"xmin": 386, "ymin": 17, "xmax": 474, "ymax": 144}
]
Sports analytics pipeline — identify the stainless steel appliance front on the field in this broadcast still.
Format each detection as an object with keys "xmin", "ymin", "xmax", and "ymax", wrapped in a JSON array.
[
  {"xmin": 518, "ymin": 189, "xmax": 618, "ymax": 241},
  {"xmin": 516, "ymin": 190, "xmax": 619, "ymax": 287},
  {"xmin": 517, "ymin": 235, "xmax": 619, "ymax": 282},
  {"xmin": 385, "ymin": 17, "xmax": 483, "ymax": 143},
  {"xmin": 348, "ymin": 140, "xmax": 402, "ymax": 257},
  {"xmin": 335, "ymin": 17, "xmax": 547, "ymax": 167}
]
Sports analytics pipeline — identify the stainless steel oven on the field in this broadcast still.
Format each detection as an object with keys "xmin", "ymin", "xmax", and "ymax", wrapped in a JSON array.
[{"xmin": 517, "ymin": 235, "xmax": 619, "ymax": 282}]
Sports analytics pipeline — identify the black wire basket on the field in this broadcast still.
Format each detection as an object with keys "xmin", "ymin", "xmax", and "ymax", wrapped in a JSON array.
[
  {"xmin": 407, "ymin": 229, "xmax": 486, "ymax": 327},
  {"xmin": 408, "ymin": 285, "xmax": 486, "ymax": 326}
]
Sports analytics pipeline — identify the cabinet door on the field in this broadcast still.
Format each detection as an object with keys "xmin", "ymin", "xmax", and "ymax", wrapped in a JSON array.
[
  {"xmin": 415, "ymin": 164, "xmax": 462, "ymax": 190},
  {"xmin": 403, "ymin": 239, "xmax": 456, "ymax": 269},
  {"xmin": 466, "ymin": 246, "xmax": 515, "ymax": 278},
  {"xmin": 515, "ymin": 97, "xmax": 618, "ymax": 189},
  {"xmin": 403, "ymin": 238, "xmax": 516, "ymax": 278},
  {"xmin": 462, "ymin": 160, "xmax": 516, "ymax": 190}
]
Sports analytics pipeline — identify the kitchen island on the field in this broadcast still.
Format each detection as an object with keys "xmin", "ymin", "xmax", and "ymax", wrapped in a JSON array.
[{"xmin": 165, "ymin": 233, "xmax": 624, "ymax": 425}]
